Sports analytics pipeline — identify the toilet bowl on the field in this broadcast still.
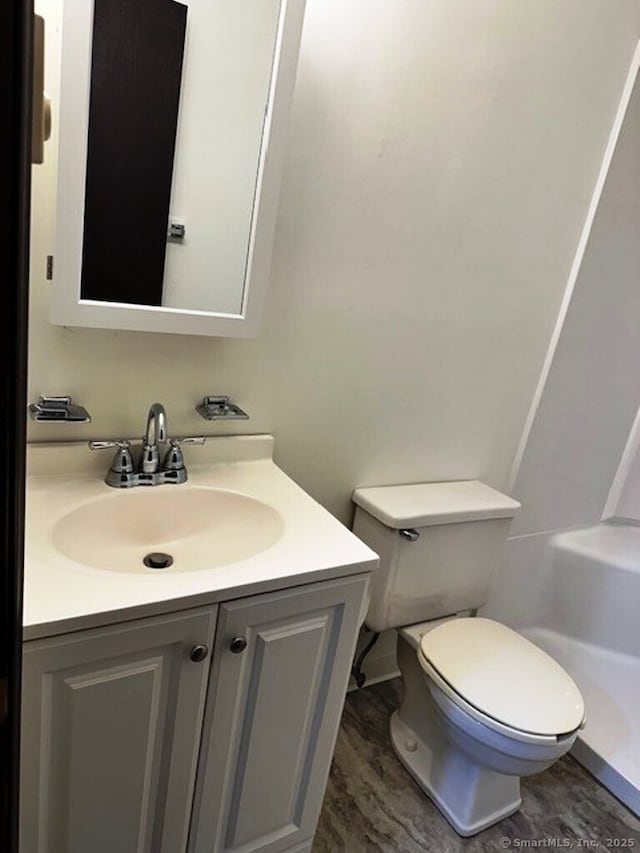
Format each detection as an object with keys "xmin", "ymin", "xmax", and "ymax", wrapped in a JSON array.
[
  {"xmin": 351, "ymin": 479, "xmax": 586, "ymax": 836},
  {"xmin": 391, "ymin": 618, "xmax": 584, "ymax": 836}
]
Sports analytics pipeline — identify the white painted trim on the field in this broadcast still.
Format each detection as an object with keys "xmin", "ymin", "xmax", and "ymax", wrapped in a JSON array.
[
  {"xmin": 602, "ymin": 403, "xmax": 640, "ymax": 520},
  {"xmin": 51, "ymin": 0, "xmax": 306, "ymax": 338},
  {"xmin": 508, "ymin": 41, "xmax": 640, "ymax": 491}
]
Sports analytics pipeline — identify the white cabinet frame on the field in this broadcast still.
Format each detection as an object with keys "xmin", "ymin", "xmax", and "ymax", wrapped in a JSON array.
[{"xmin": 50, "ymin": 0, "xmax": 306, "ymax": 337}]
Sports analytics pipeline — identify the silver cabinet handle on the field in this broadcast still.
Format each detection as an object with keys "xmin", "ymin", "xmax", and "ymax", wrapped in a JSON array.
[
  {"xmin": 189, "ymin": 644, "xmax": 209, "ymax": 663},
  {"xmin": 229, "ymin": 637, "xmax": 248, "ymax": 654}
]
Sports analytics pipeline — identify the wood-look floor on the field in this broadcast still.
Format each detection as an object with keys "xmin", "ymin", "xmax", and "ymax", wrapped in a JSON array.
[{"xmin": 313, "ymin": 678, "xmax": 640, "ymax": 852}]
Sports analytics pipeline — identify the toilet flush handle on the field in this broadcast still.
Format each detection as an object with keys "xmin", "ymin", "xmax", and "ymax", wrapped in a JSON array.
[{"xmin": 399, "ymin": 528, "xmax": 420, "ymax": 542}]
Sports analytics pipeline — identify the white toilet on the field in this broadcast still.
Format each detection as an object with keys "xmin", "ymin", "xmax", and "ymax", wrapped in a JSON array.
[{"xmin": 352, "ymin": 480, "xmax": 585, "ymax": 837}]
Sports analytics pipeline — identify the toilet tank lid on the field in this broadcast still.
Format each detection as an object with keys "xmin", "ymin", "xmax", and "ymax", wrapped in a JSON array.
[{"xmin": 352, "ymin": 480, "xmax": 520, "ymax": 529}]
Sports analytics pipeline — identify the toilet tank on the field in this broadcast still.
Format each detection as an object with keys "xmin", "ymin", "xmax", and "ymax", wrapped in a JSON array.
[{"xmin": 352, "ymin": 481, "xmax": 520, "ymax": 633}]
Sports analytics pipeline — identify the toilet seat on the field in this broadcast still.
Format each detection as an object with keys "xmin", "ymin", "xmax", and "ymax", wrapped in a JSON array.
[
  {"xmin": 419, "ymin": 652, "xmax": 559, "ymax": 745},
  {"xmin": 417, "ymin": 618, "xmax": 584, "ymax": 743}
]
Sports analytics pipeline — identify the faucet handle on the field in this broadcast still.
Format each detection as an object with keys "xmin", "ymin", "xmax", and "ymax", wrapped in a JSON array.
[
  {"xmin": 162, "ymin": 437, "xmax": 206, "ymax": 472},
  {"xmin": 89, "ymin": 440, "xmax": 131, "ymax": 451},
  {"xmin": 88, "ymin": 440, "xmax": 134, "ymax": 475}
]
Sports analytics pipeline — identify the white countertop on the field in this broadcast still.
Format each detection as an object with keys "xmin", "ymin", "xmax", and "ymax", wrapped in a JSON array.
[{"xmin": 24, "ymin": 435, "xmax": 377, "ymax": 641}]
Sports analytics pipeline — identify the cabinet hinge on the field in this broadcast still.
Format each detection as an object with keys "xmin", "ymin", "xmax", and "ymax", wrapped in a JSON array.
[{"xmin": 46, "ymin": 255, "xmax": 53, "ymax": 280}]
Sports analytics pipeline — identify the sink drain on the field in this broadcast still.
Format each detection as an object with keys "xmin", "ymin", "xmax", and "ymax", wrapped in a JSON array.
[{"xmin": 143, "ymin": 552, "xmax": 174, "ymax": 570}]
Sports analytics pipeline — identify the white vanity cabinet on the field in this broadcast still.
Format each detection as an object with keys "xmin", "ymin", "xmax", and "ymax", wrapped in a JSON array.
[
  {"xmin": 20, "ymin": 607, "xmax": 218, "ymax": 853},
  {"xmin": 21, "ymin": 575, "xmax": 368, "ymax": 853},
  {"xmin": 189, "ymin": 574, "xmax": 368, "ymax": 853}
]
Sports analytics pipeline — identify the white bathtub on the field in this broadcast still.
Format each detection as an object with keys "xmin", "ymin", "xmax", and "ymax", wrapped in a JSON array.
[{"xmin": 520, "ymin": 523, "xmax": 640, "ymax": 815}]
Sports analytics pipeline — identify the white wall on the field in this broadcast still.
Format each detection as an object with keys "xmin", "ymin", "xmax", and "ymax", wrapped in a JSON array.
[
  {"xmin": 484, "ymin": 50, "xmax": 640, "ymax": 627},
  {"xmin": 30, "ymin": 0, "xmax": 640, "ymax": 526},
  {"xmin": 511, "ymin": 55, "xmax": 640, "ymax": 538}
]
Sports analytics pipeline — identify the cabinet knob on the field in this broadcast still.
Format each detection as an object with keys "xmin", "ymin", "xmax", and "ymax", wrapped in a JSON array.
[
  {"xmin": 189, "ymin": 644, "xmax": 209, "ymax": 663},
  {"xmin": 230, "ymin": 637, "xmax": 248, "ymax": 654}
]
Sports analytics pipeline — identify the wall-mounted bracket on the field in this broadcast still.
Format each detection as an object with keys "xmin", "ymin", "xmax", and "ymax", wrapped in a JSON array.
[
  {"xmin": 196, "ymin": 395, "xmax": 249, "ymax": 421},
  {"xmin": 28, "ymin": 396, "xmax": 91, "ymax": 423}
]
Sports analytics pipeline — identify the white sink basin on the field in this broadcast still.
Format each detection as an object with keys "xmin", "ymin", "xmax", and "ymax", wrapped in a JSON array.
[
  {"xmin": 24, "ymin": 436, "xmax": 378, "ymax": 638},
  {"xmin": 52, "ymin": 487, "xmax": 284, "ymax": 574}
]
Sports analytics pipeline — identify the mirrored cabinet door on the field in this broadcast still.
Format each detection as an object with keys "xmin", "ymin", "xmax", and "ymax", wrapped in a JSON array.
[{"xmin": 50, "ymin": 0, "xmax": 306, "ymax": 337}]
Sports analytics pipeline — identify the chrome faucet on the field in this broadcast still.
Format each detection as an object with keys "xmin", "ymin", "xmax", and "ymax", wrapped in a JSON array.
[
  {"xmin": 142, "ymin": 402, "xmax": 168, "ymax": 474},
  {"xmin": 89, "ymin": 402, "xmax": 205, "ymax": 488}
]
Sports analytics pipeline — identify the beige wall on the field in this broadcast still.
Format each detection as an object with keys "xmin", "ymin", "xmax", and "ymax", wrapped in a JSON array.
[{"xmin": 29, "ymin": 0, "xmax": 640, "ymax": 524}]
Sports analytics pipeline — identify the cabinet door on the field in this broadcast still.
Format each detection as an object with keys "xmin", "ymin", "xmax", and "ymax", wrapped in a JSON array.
[
  {"xmin": 21, "ymin": 607, "xmax": 217, "ymax": 853},
  {"xmin": 189, "ymin": 575, "xmax": 368, "ymax": 853}
]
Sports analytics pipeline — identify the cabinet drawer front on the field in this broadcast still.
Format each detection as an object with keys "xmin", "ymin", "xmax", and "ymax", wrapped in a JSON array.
[
  {"xmin": 190, "ymin": 575, "xmax": 368, "ymax": 853},
  {"xmin": 21, "ymin": 608, "xmax": 217, "ymax": 853}
]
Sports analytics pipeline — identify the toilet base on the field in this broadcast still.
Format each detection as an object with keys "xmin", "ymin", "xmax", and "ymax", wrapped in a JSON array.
[{"xmin": 390, "ymin": 711, "xmax": 521, "ymax": 836}]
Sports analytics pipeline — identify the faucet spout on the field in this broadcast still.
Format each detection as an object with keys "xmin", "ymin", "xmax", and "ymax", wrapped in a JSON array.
[
  {"xmin": 145, "ymin": 402, "xmax": 167, "ymax": 446},
  {"xmin": 142, "ymin": 402, "xmax": 168, "ymax": 474}
]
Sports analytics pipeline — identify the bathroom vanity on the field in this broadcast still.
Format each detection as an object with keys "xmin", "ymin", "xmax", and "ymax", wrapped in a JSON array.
[{"xmin": 20, "ymin": 436, "xmax": 376, "ymax": 853}]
